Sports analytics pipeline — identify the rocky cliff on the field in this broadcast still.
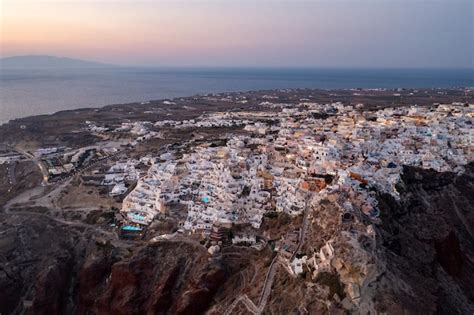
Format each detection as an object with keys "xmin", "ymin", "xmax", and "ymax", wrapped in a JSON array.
[
  {"xmin": 374, "ymin": 163, "xmax": 474, "ymax": 314},
  {"xmin": 1, "ymin": 164, "xmax": 473, "ymax": 314},
  {"xmin": 0, "ymin": 217, "xmax": 230, "ymax": 315}
]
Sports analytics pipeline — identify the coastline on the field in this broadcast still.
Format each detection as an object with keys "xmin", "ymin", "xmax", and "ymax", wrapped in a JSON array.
[
  {"xmin": 2, "ymin": 85, "xmax": 473, "ymax": 128},
  {"xmin": 1, "ymin": 67, "xmax": 473, "ymax": 124}
]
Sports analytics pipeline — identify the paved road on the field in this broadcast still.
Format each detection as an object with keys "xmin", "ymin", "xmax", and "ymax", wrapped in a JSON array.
[{"xmin": 14, "ymin": 147, "xmax": 49, "ymax": 185}]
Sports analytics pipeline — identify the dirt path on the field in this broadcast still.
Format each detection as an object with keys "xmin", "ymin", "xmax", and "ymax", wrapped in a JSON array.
[{"xmin": 223, "ymin": 256, "xmax": 280, "ymax": 315}]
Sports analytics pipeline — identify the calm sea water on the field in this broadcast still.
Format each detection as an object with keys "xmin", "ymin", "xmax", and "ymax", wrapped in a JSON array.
[{"xmin": 0, "ymin": 67, "xmax": 472, "ymax": 123}]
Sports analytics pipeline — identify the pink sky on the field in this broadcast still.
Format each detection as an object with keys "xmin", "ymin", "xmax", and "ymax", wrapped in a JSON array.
[{"xmin": 1, "ymin": 0, "xmax": 472, "ymax": 67}]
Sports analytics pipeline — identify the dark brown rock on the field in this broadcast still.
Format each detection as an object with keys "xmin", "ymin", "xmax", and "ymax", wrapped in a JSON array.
[{"xmin": 435, "ymin": 231, "xmax": 464, "ymax": 277}]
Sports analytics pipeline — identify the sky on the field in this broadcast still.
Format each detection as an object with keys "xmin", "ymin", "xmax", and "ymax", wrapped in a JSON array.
[{"xmin": 1, "ymin": 0, "xmax": 473, "ymax": 68}]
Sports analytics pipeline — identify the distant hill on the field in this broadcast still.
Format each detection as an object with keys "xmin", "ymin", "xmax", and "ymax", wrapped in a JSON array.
[{"xmin": 0, "ymin": 55, "xmax": 116, "ymax": 69}]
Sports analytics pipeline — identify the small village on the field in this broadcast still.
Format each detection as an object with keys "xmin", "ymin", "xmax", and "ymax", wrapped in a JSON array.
[
  {"xmin": 111, "ymin": 97, "xmax": 472, "ymax": 311},
  {"xmin": 18, "ymin": 97, "xmax": 472, "ymax": 231},
  {"xmin": 12, "ymin": 93, "xmax": 464, "ymax": 310},
  {"xmin": 117, "ymin": 98, "xmax": 472, "ymax": 235},
  {"xmin": 2, "ymin": 90, "xmax": 472, "ymax": 313},
  {"xmin": 1, "ymin": 1, "xmax": 473, "ymax": 312}
]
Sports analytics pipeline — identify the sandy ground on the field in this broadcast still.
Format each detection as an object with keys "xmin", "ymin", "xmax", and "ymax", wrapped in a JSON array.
[
  {"xmin": 0, "ymin": 161, "xmax": 42, "ymax": 208},
  {"xmin": 56, "ymin": 179, "xmax": 121, "ymax": 210}
]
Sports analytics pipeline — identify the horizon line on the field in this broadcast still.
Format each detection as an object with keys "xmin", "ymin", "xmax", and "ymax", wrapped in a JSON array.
[{"xmin": 1, "ymin": 55, "xmax": 473, "ymax": 70}]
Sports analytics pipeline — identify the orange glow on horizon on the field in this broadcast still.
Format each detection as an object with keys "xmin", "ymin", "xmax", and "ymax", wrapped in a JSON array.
[{"xmin": 1, "ymin": 0, "xmax": 472, "ymax": 68}]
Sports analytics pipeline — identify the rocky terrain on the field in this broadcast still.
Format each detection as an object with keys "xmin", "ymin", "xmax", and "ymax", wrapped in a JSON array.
[
  {"xmin": 0, "ymin": 161, "xmax": 42, "ymax": 207},
  {"xmin": 1, "ymin": 163, "xmax": 472, "ymax": 314},
  {"xmin": 373, "ymin": 163, "xmax": 474, "ymax": 314},
  {"xmin": 0, "ymin": 89, "xmax": 472, "ymax": 314},
  {"xmin": 0, "ymin": 210, "xmax": 229, "ymax": 315}
]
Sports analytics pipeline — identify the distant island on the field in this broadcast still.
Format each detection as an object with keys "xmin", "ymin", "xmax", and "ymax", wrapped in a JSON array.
[{"xmin": 0, "ymin": 55, "xmax": 116, "ymax": 69}]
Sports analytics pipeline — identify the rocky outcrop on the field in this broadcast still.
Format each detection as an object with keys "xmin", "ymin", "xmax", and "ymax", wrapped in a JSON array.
[
  {"xmin": 0, "ymin": 213, "xmax": 82, "ymax": 315},
  {"xmin": 0, "ymin": 213, "xmax": 228, "ymax": 315},
  {"xmin": 81, "ymin": 242, "xmax": 227, "ymax": 315},
  {"xmin": 26, "ymin": 256, "xmax": 74, "ymax": 315},
  {"xmin": 374, "ymin": 164, "xmax": 474, "ymax": 314},
  {"xmin": 1, "ymin": 164, "xmax": 473, "ymax": 315},
  {"xmin": 176, "ymin": 264, "xmax": 227, "ymax": 315},
  {"xmin": 76, "ymin": 247, "xmax": 120, "ymax": 314},
  {"xmin": 435, "ymin": 230, "xmax": 464, "ymax": 277}
]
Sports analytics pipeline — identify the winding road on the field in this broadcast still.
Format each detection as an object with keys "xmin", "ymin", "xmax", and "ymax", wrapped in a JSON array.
[{"xmin": 223, "ymin": 193, "xmax": 315, "ymax": 314}]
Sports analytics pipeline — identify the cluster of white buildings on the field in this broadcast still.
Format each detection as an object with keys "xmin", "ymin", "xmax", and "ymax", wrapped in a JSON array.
[
  {"xmin": 84, "ymin": 121, "xmax": 109, "ymax": 133},
  {"xmin": 101, "ymin": 159, "xmax": 144, "ymax": 196},
  {"xmin": 84, "ymin": 120, "xmax": 163, "ymax": 148},
  {"xmin": 118, "ymin": 100, "xmax": 472, "ymax": 235},
  {"xmin": 115, "ymin": 121, "xmax": 153, "ymax": 135},
  {"xmin": 182, "ymin": 141, "xmax": 272, "ymax": 232},
  {"xmin": 120, "ymin": 138, "xmax": 274, "ymax": 232},
  {"xmin": 112, "ymin": 95, "xmax": 472, "ymax": 310},
  {"xmin": 121, "ymin": 160, "xmax": 176, "ymax": 225},
  {"xmin": 154, "ymin": 112, "xmax": 269, "ymax": 129},
  {"xmin": 262, "ymin": 101, "xmax": 472, "ymax": 196}
]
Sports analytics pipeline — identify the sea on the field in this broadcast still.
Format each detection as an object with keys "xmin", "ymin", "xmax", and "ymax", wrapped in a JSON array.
[{"xmin": 0, "ymin": 67, "xmax": 472, "ymax": 124}]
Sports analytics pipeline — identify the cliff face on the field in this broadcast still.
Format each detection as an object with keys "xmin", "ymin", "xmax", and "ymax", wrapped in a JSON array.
[
  {"xmin": 77, "ymin": 242, "xmax": 226, "ymax": 315},
  {"xmin": 0, "ymin": 213, "xmax": 229, "ymax": 315},
  {"xmin": 1, "ymin": 164, "xmax": 473, "ymax": 315},
  {"xmin": 0, "ymin": 213, "xmax": 81, "ymax": 315},
  {"xmin": 374, "ymin": 164, "xmax": 474, "ymax": 314}
]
